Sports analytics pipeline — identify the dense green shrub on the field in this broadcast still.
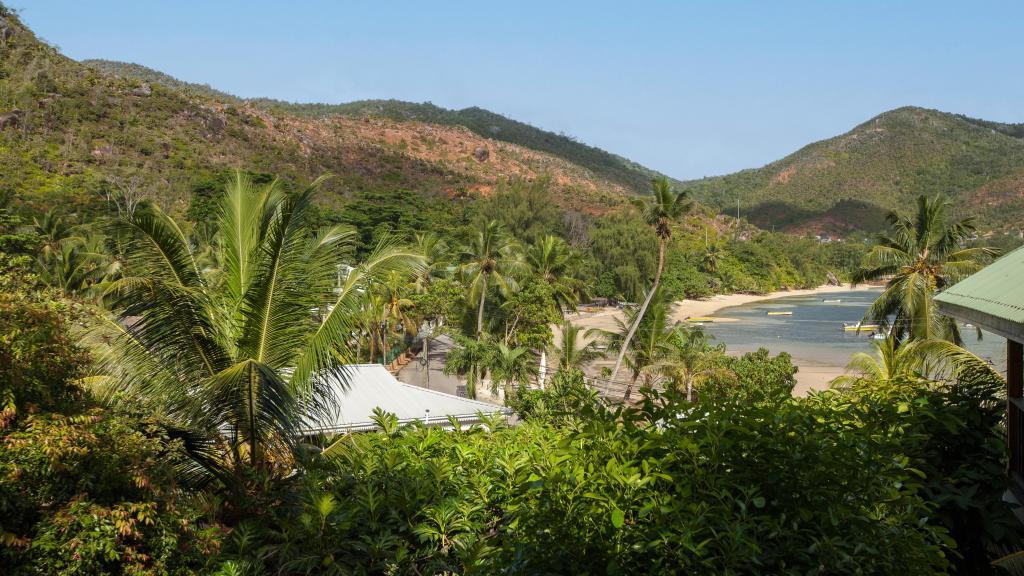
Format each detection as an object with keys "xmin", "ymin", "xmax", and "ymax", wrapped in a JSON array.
[{"xmin": 201, "ymin": 369, "xmax": 1015, "ymax": 575}]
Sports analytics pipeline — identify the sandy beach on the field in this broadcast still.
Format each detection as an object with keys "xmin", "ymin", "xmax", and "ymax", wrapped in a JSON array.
[{"xmin": 566, "ymin": 284, "xmax": 860, "ymax": 396}]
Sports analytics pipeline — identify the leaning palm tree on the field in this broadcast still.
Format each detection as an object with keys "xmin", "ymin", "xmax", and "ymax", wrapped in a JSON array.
[
  {"xmin": 592, "ymin": 286, "xmax": 676, "ymax": 402},
  {"xmin": 88, "ymin": 172, "xmax": 423, "ymax": 500},
  {"xmin": 526, "ymin": 235, "xmax": 587, "ymax": 314},
  {"xmin": 853, "ymin": 195, "xmax": 997, "ymax": 343},
  {"xmin": 609, "ymin": 178, "xmax": 692, "ymax": 383},
  {"xmin": 459, "ymin": 220, "xmax": 525, "ymax": 334}
]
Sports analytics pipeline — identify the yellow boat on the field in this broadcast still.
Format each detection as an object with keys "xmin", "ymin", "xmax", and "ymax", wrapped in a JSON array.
[
  {"xmin": 687, "ymin": 316, "xmax": 715, "ymax": 323},
  {"xmin": 843, "ymin": 323, "xmax": 879, "ymax": 332},
  {"xmin": 767, "ymin": 311, "xmax": 793, "ymax": 316}
]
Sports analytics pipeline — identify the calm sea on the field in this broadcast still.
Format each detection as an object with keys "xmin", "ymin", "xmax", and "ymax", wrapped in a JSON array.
[{"xmin": 702, "ymin": 289, "xmax": 1008, "ymax": 374}]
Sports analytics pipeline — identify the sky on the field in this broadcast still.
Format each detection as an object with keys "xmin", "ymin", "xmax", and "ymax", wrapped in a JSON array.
[{"xmin": 19, "ymin": 1, "xmax": 1024, "ymax": 179}]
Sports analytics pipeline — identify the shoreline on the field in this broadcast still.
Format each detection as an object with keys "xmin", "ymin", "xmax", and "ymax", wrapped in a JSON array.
[
  {"xmin": 567, "ymin": 284, "xmax": 869, "ymax": 396},
  {"xmin": 668, "ymin": 284, "xmax": 856, "ymax": 323}
]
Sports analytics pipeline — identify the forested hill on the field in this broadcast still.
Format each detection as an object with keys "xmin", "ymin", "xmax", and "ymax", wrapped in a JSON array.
[
  {"xmin": 83, "ymin": 59, "xmax": 678, "ymax": 195},
  {"xmin": 1, "ymin": 9, "xmax": 669, "ymax": 219},
  {"xmin": 684, "ymin": 107, "xmax": 1024, "ymax": 234}
]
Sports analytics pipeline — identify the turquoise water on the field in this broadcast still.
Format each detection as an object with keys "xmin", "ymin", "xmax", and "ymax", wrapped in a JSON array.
[{"xmin": 702, "ymin": 289, "xmax": 1008, "ymax": 374}]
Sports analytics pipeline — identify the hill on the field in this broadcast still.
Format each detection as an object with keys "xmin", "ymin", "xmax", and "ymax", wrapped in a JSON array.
[
  {"xmin": 684, "ymin": 107, "xmax": 1024, "ymax": 234},
  {"xmin": 0, "ymin": 11, "xmax": 661, "ymax": 220},
  {"xmin": 82, "ymin": 60, "xmax": 676, "ymax": 196}
]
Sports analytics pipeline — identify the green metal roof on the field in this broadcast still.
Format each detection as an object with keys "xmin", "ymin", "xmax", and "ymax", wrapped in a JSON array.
[{"xmin": 936, "ymin": 244, "xmax": 1024, "ymax": 342}]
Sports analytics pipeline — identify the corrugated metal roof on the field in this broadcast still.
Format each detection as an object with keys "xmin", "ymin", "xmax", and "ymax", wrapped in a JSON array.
[
  {"xmin": 304, "ymin": 364, "xmax": 510, "ymax": 434},
  {"xmin": 936, "ymin": 244, "xmax": 1024, "ymax": 339}
]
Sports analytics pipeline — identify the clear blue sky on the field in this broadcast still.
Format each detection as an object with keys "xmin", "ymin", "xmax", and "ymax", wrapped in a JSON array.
[{"xmin": 20, "ymin": 1, "xmax": 1024, "ymax": 179}]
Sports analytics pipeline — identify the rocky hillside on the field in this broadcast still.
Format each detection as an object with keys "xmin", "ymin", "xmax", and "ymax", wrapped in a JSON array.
[
  {"xmin": 84, "ymin": 59, "xmax": 675, "ymax": 196},
  {"xmin": 684, "ymin": 107, "xmax": 1024, "ymax": 234},
  {"xmin": 0, "ymin": 10, "xmax": 650, "ymax": 219}
]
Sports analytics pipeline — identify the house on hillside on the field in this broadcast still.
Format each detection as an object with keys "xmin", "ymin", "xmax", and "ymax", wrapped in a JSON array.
[
  {"xmin": 302, "ymin": 364, "xmax": 511, "ymax": 434},
  {"xmin": 936, "ymin": 245, "xmax": 1024, "ymax": 495}
]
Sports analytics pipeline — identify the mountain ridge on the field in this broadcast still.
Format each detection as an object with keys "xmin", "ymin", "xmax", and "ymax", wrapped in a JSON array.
[
  {"xmin": 682, "ymin": 106, "xmax": 1024, "ymax": 234},
  {"xmin": 82, "ymin": 58, "xmax": 678, "ymax": 196}
]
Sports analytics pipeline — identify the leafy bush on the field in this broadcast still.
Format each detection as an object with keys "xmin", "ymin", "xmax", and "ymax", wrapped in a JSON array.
[{"xmin": 207, "ymin": 369, "xmax": 1016, "ymax": 575}]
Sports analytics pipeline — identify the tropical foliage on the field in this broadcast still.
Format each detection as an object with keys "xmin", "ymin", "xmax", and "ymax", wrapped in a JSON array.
[
  {"xmin": 88, "ymin": 173, "xmax": 422, "ymax": 509},
  {"xmin": 854, "ymin": 194, "xmax": 997, "ymax": 342}
]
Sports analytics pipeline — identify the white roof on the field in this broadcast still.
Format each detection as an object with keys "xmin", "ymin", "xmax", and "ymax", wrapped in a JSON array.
[{"xmin": 305, "ymin": 364, "xmax": 510, "ymax": 434}]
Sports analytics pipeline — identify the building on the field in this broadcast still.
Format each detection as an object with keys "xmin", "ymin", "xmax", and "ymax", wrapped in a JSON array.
[
  {"xmin": 935, "ymin": 245, "xmax": 1024, "ymax": 494},
  {"xmin": 302, "ymin": 364, "xmax": 511, "ymax": 434}
]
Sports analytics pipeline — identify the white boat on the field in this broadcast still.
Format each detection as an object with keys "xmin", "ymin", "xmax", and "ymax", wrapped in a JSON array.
[{"xmin": 822, "ymin": 299, "xmax": 841, "ymax": 303}]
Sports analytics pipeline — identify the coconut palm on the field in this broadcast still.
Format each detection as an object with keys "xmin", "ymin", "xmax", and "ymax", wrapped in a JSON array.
[
  {"xmin": 88, "ymin": 172, "xmax": 423, "ymax": 498},
  {"xmin": 853, "ymin": 195, "xmax": 997, "ymax": 343},
  {"xmin": 552, "ymin": 320, "xmax": 603, "ymax": 373},
  {"xmin": 592, "ymin": 286, "xmax": 676, "ymax": 402},
  {"xmin": 444, "ymin": 334, "xmax": 494, "ymax": 399},
  {"xmin": 526, "ymin": 235, "xmax": 587, "ymax": 314},
  {"xmin": 659, "ymin": 324, "xmax": 732, "ymax": 402},
  {"xmin": 36, "ymin": 234, "xmax": 113, "ymax": 297},
  {"xmin": 459, "ymin": 220, "xmax": 524, "ymax": 335},
  {"xmin": 833, "ymin": 336, "xmax": 923, "ymax": 389},
  {"xmin": 834, "ymin": 335, "xmax": 1004, "ymax": 389},
  {"xmin": 489, "ymin": 342, "xmax": 536, "ymax": 400},
  {"xmin": 610, "ymin": 178, "xmax": 692, "ymax": 383},
  {"xmin": 413, "ymin": 231, "xmax": 449, "ymax": 293}
]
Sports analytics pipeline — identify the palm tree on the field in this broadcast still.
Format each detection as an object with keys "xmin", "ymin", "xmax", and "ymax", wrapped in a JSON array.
[
  {"xmin": 444, "ymin": 334, "xmax": 494, "ymax": 399},
  {"xmin": 526, "ymin": 235, "xmax": 587, "ymax": 314},
  {"xmin": 459, "ymin": 220, "xmax": 524, "ymax": 335},
  {"xmin": 592, "ymin": 286, "xmax": 676, "ymax": 402},
  {"xmin": 834, "ymin": 335, "xmax": 1004, "ymax": 390},
  {"xmin": 413, "ymin": 231, "xmax": 449, "ymax": 293},
  {"xmin": 88, "ymin": 172, "xmax": 423, "ymax": 500},
  {"xmin": 833, "ymin": 336, "xmax": 922, "ymax": 389},
  {"xmin": 853, "ymin": 195, "xmax": 997, "ymax": 343},
  {"xmin": 552, "ymin": 319, "xmax": 603, "ymax": 374},
  {"xmin": 660, "ymin": 324, "xmax": 731, "ymax": 402},
  {"xmin": 488, "ymin": 342, "xmax": 536, "ymax": 400},
  {"xmin": 412, "ymin": 232, "xmax": 451, "ymax": 388},
  {"xmin": 609, "ymin": 178, "xmax": 692, "ymax": 383}
]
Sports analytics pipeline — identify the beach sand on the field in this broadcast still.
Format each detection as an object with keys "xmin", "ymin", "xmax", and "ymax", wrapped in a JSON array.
[{"xmin": 565, "ymin": 284, "xmax": 859, "ymax": 396}]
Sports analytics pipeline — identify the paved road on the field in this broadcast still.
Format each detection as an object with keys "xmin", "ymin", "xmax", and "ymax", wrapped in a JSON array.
[{"xmin": 396, "ymin": 334, "xmax": 464, "ymax": 396}]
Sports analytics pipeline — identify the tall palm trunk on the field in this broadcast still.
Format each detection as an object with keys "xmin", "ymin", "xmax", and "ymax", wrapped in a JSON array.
[
  {"xmin": 424, "ymin": 332, "xmax": 431, "ymax": 389},
  {"xmin": 623, "ymin": 371, "xmax": 640, "ymax": 402},
  {"xmin": 476, "ymin": 275, "xmax": 488, "ymax": 334},
  {"xmin": 610, "ymin": 238, "xmax": 666, "ymax": 385}
]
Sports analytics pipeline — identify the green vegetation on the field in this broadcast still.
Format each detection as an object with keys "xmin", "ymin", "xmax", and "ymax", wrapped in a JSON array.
[
  {"xmin": 3, "ymin": 7, "xmax": 1023, "ymax": 574},
  {"xmin": 2, "ymin": 164, "xmax": 1019, "ymax": 574},
  {"xmin": 85, "ymin": 58, "xmax": 679, "ymax": 195},
  {"xmin": 854, "ymin": 195, "xmax": 997, "ymax": 342}
]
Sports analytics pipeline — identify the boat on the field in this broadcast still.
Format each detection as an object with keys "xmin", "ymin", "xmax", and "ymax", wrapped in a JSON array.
[
  {"xmin": 767, "ymin": 311, "xmax": 793, "ymax": 316},
  {"xmin": 822, "ymin": 299, "xmax": 841, "ymax": 303},
  {"xmin": 871, "ymin": 332, "xmax": 887, "ymax": 340},
  {"xmin": 843, "ymin": 323, "xmax": 880, "ymax": 332},
  {"xmin": 687, "ymin": 316, "xmax": 714, "ymax": 323}
]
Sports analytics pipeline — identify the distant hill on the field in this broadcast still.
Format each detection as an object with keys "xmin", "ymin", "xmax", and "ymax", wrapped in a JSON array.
[
  {"xmin": 0, "ymin": 10, "xmax": 663, "ymax": 220},
  {"xmin": 83, "ymin": 60, "xmax": 675, "ymax": 195},
  {"xmin": 684, "ymin": 107, "xmax": 1024, "ymax": 234}
]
